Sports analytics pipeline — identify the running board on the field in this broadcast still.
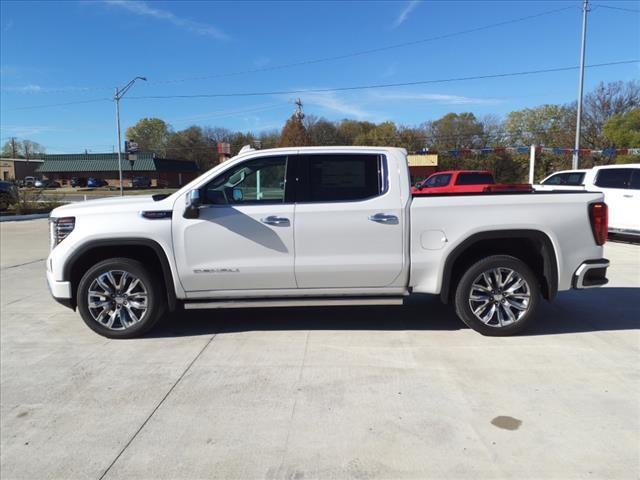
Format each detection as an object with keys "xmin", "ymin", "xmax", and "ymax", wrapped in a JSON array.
[{"xmin": 183, "ymin": 297, "xmax": 404, "ymax": 310}]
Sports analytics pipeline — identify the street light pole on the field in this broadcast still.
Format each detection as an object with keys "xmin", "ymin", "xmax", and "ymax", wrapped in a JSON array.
[
  {"xmin": 572, "ymin": 0, "xmax": 589, "ymax": 170},
  {"xmin": 114, "ymin": 76, "xmax": 147, "ymax": 196}
]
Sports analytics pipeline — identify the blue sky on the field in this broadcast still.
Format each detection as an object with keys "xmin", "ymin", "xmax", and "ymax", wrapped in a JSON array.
[{"xmin": 1, "ymin": 0, "xmax": 638, "ymax": 153}]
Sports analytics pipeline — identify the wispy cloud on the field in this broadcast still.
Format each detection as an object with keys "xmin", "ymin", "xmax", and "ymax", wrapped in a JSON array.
[
  {"xmin": 104, "ymin": 0, "xmax": 228, "ymax": 40},
  {"xmin": 1, "ymin": 84, "xmax": 106, "ymax": 94},
  {"xmin": 291, "ymin": 91, "xmax": 374, "ymax": 119},
  {"xmin": 369, "ymin": 91, "xmax": 502, "ymax": 105},
  {"xmin": 393, "ymin": 0, "xmax": 420, "ymax": 28},
  {"xmin": 253, "ymin": 56, "xmax": 271, "ymax": 68},
  {"xmin": 0, "ymin": 124, "xmax": 61, "ymax": 136}
]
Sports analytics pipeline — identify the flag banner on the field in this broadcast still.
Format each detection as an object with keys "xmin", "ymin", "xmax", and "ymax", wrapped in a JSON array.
[{"xmin": 420, "ymin": 147, "xmax": 639, "ymax": 157}]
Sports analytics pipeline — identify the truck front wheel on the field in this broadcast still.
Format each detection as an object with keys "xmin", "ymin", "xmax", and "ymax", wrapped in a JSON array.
[
  {"xmin": 77, "ymin": 258, "xmax": 165, "ymax": 339},
  {"xmin": 454, "ymin": 255, "xmax": 540, "ymax": 336}
]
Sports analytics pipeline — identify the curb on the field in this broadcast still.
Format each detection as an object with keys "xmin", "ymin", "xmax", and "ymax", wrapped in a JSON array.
[{"xmin": 0, "ymin": 213, "xmax": 49, "ymax": 223}]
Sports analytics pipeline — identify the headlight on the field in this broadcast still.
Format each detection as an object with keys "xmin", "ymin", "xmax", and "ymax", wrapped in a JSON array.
[{"xmin": 50, "ymin": 217, "xmax": 75, "ymax": 250}]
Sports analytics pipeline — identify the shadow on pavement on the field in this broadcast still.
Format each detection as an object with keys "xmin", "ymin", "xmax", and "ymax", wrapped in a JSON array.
[{"xmin": 148, "ymin": 287, "xmax": 640, "ymax": 338}]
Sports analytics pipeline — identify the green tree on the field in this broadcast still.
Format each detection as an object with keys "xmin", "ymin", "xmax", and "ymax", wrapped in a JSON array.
[
  {"xmin": 278, "ymin": 115, "xmax": 310, "ymax": 147},
  {"xmin": 166, "ymin": 126, "xmax": 214, "ymax": 171},
  {"xmin": 336, "ymin": 120, "xmax": 375, "ymax": 144},
  {"xmin": 1, "ymin": 138, "xmax": 45, "ymax": 158},
  {"xmin": 424, "ymin": 112, "xmax": 484, "ymax": 150},
  {"xmin": 504, "ymin": 105, "xmax": 574, "ymax": 147},
  {"xmin": 305, "ymin": 116, "xmax": 340, "ymax": 145},
  {"xmin": 126, "ymin": 118, "xmax": 172, "ymax": 156},
  {"xmin": 603, "ymin": 109, "xmax": 640, "ymax": 147},
  {"xmin": 580, "ymin": 80, "xmax": 640, "ymax": 148}
]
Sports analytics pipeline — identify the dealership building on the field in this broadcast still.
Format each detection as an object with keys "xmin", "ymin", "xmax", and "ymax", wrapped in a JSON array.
[
  {"xmin": 0, "ymin": 157, "xmax": 44, "ymax": 182},
  {"xmin": 36, "ymin": 152, "xmax": 199, "ymax": 188}
]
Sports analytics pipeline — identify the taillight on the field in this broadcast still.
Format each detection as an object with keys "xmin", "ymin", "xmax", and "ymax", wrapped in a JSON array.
[{"xmin": 589, "ymin": 202, "xmax": 608, "ymax": 246}]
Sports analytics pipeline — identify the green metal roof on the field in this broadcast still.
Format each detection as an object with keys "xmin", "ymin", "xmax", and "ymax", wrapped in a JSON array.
[{"xmin": 36, "ymin": 153, "xmax": 198, "ymax": 173}]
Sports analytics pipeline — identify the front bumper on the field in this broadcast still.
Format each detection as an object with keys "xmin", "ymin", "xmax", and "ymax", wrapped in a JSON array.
[
  {"xmin": 573, "ymin": 258, "xmax": 609, "ymax": 289},
  {"xmin": 46, "ymin": 268, "xmax": 72, "ymax": 299}
]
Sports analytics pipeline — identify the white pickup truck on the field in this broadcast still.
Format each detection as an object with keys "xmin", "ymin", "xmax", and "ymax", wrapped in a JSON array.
[{"xmin": 46, "ymin": 146, "xmax": 610, "ymax": 338}]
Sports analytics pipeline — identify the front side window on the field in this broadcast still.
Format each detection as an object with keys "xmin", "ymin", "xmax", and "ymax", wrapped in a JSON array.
[
  {"xmin": 542, "ymin": 173, "xmax": 565, "ymax": 185},
  {"xmin": 202, "ymin": 156, "xmax": 287, "ymax": 204},
  {"xmin": 424, "ymin": 174, "xmax": 452, "ymax": 188},
  {"xmin": 297, "ymin": 154, "xmax": 383, "ymax": 202},
  {"xmin": 594, "ymin": 169, "xmax": 633, "ymax": 189}
]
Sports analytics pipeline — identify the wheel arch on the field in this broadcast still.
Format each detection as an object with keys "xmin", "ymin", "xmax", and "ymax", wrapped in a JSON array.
[
  {"xmin": 62, "ymin": 238, "xmax": 177, "ymax": 311},
  {"xmin": 440, "ymin": 229, "xmax": 558, "ymax": 304}
]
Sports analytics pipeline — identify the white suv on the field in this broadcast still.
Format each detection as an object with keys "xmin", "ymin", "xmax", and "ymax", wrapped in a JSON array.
[{"xmin": 537, "ymin": 164, "xmax": 640, "ymax": 236}]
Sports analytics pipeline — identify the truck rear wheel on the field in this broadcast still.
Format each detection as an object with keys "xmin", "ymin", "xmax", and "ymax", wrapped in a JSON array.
[
  {"xmin": 77, "ymin": 258, "xmax": 165, "ymax": 339},
  {"xmin": 454, "ymin": 255, "xmax": 540, "ymax": 336}
]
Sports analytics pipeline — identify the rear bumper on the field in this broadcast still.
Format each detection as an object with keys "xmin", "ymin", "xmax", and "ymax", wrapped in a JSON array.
[{"xmin": 572, "ymin": 258, "xmax": 609, "ymax": 289}]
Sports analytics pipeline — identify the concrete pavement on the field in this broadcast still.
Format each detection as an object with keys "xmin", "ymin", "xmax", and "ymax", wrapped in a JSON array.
[{"xmin": 1, "ymin": 219, "xmax": 638, "ymax": 479}]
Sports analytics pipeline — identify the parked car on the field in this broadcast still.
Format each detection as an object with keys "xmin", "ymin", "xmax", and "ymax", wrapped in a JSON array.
[
  {"xmin": 535, "ymin": 164, "xmax": 639, "ymax": 236},
  {"xmin": 132, "ymin": 176, "xmax": 152, "ymax": 189},
  {"xmin": 412, "ymin": 170, "xmax": 495, "ymax": 194},
  {"xmin": 87, "ymin": 177, "xmax": 108, "ymax": 188},
  {"xmin": 47, "ymin": 146, "xmax": 609, "ymax": 339},
  {"xmin": 34, "ymin": 179, "xmax": 61, "ymax": 188},
  {"xmin": 71, "ymin": 177, "xmax": 88, "ymax": 188},
  {"xmin": 21, "ymin": 176, "xmax": 36, "ymax": 187},
  {"xmin": 0, "ymin": 181, "xmax": 19, "ymax": 211}
]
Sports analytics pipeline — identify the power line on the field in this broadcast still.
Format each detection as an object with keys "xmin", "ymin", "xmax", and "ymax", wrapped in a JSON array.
[
  {"xmin": 150, "ymin": 5, "xmax": 577, "ymax": 86},
  {"xmin": 593, "ymin": 4, "xmax": 640, "ymax": 13},
  {"xmin": 127, "ymin": 60, "xmax": 639, "ymax": 100},
  {"xmin": 0, "ymin": 4, "xmax": 577, "ymax": 97}
]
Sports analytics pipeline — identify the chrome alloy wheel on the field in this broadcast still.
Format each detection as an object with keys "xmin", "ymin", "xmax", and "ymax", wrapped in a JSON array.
[
  {"xmin": 87, "ymin": 270, "xmax": 148, "ymax": 330},
  {"xmin": 468, "ymin": 267, "xmax": 531, "ymax": 327}
]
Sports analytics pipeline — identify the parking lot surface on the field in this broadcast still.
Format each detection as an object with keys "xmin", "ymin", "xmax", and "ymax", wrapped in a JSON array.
[{"xmin": 1, "ymin": 219, "xmax": 639, "ymax": 480}]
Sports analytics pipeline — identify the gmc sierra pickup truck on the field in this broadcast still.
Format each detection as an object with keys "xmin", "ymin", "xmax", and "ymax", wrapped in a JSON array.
[{"xmin": 46, "ymin": 146, "xmax": 610, "ymax": 338}]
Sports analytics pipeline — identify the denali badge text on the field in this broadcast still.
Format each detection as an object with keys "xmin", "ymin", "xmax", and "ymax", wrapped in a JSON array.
[{"xmin": 194, "ymin": 268, "xmax": 240, "ymax": 274}]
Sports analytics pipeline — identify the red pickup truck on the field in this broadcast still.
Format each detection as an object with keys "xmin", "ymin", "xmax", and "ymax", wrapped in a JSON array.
[{"xmin": 412, "ymin": 170, "xmax": 532, "ymax": 195}]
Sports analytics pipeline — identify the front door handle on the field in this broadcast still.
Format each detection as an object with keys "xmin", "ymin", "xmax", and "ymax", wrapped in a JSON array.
[
  {"xmin": 623, "ymin": 194, "xmax": 633, "ymax": 198},
  {"xmin": 261, "ymin": 215, "xmax": 290, "ymax": 226},
  {"xmin": 368, "ymin": 213, "xmax": 399, "ymax": 224}
]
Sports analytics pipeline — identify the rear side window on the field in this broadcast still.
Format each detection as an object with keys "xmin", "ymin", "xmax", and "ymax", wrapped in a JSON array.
[
  {"xmin": 594, "ymin": 169, "xmax": 633, "ymax": 189},
  {"xmin": 629, "ymin": 170, "xmax": 640, "ymax": 190},
  {"xmin": 424, "ymin": 174, "xmax": 452, "ymax": 187},
  {"xmin": 455, "ymin": 172, "xmax": 495, "ymax": 185},
  {"xmin": 297, "ymin": 154, "xmax": 384, "ymax": 202}
]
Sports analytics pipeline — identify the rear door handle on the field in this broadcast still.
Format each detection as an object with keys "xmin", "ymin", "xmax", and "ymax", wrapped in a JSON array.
[
  {"xmin": 623, "ymin": 194, "xmax": 633, "ymax": 198},
  {"xmin": 368, "ymin": 213, "xmax": 399, "ymax": 224},
  {"xmin": 261, "ymin": 215, "xmax": 290, "ymax": 226}
]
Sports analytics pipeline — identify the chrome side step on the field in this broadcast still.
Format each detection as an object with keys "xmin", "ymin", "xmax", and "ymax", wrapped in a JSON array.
[{"xmin": 183, "ymin": 297, "xmax": 404, "ymax": 310}]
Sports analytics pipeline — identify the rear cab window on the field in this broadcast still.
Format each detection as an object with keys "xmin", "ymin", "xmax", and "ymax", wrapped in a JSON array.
[
  {"xmin": 296, "ymin": 154, "xmax": 385, "ymax": 202},
  {"xmin": 455, "ymin": 172, "xmax": 495, "ymax": 185}
]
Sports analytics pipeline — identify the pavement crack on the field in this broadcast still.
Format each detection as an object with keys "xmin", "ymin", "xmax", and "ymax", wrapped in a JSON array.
[
  {"xmin": 97, "ymin": 333, "xmax": 217, "ymax": 480},
  {"xmin": 1, "ymin": 258, "xmax": 45, "ymax": 270}
]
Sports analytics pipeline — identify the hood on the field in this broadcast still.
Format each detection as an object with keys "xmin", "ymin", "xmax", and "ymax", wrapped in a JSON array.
[{"xmin": 50, "ymin": 195, "xmax": 166, "ymax": 217}]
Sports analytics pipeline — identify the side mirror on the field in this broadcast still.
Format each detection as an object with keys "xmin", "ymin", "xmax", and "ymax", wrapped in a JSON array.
[
  {"xmin": 183, "ymin": 189, "xmax": 202, "ymax": 219},
  {"xmin": 232, "ymin": 188, "xmax": 243, "ymax": 202}
]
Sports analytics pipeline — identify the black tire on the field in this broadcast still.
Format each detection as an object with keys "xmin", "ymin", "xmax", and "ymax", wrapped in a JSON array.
[
  {"xmin": 0, "ymin": 193, "xmax": 9, "ymax": 211},
  {"xmin": 454, "ymin": 255, "xmax": 540, "ymax": 336},
  {"xmin": 77, "ymin": 257, "xmax": 165, "ymax": 339}
]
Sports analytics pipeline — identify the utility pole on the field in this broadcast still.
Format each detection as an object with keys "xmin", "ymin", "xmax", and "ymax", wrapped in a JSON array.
[
  {"xmin": 10, "ymin": 137, "xmax": 17, "ymax": 158},
  {"xmin": 114, "ymin": 76, "xmax": 147, "ymax": 196},
  {"xmin": 572, "ymin": 0, "xmax": 589, "ymax": 170}
]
